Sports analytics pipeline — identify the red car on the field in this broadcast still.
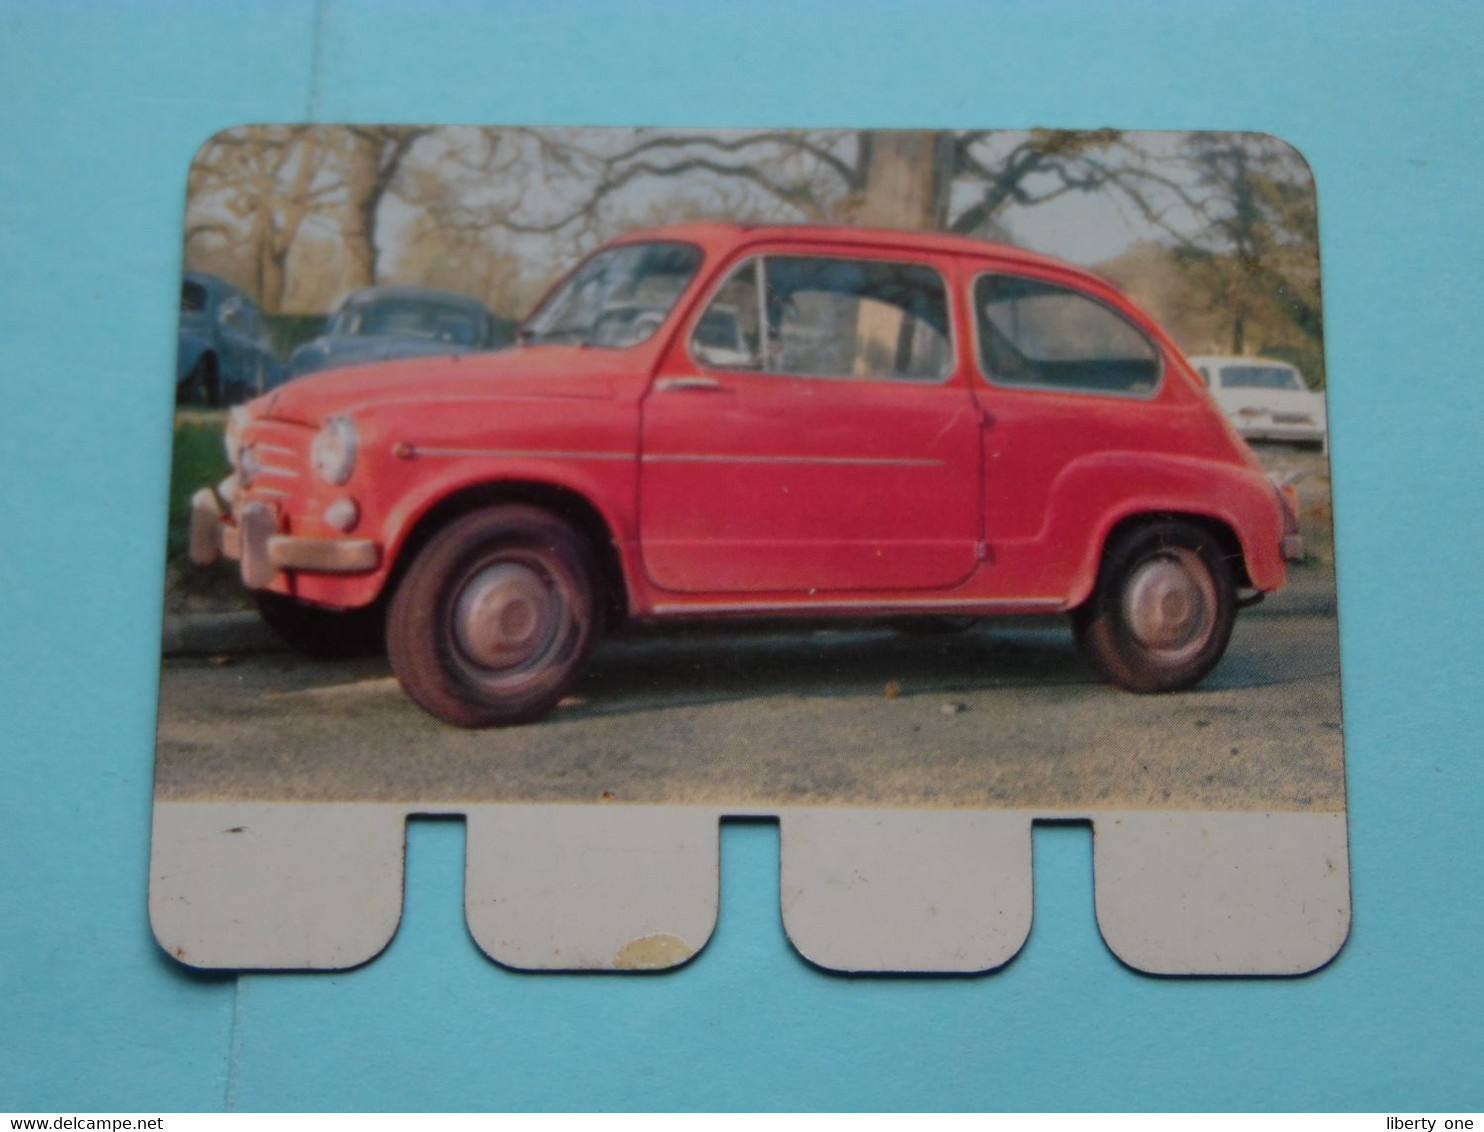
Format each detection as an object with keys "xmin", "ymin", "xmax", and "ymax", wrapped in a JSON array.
[{"xmin": 189, "ymin": 223, "xmax": 1301, "ymax": 726}]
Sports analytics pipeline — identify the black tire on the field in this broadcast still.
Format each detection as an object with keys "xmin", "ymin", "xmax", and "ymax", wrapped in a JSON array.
[
  {"xmin": 1072, "ymin": 519, "xmax": 1236, "ymax": 693},
  {"xmin": 255, "ymin": 591, "xmax": 385, "ymax": 659},
  {"xmin": 385, "ymin": 505, "xmax": 600, "ymax": 727}
]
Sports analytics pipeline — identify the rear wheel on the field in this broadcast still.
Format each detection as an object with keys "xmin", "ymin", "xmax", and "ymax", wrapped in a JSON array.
[
  {"xmin": 1073, "ymin": 520, "xmax": 1236, "ymax": 693},
  {"xmin": 386, "ymin": 505, "xmax": 600, "ymax": 727}
]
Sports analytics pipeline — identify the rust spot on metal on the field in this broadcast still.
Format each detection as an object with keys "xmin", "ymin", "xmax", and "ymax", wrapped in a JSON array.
[{"xmin": 612, "ymin": 933, "xmax": 692, "ymax": 971}]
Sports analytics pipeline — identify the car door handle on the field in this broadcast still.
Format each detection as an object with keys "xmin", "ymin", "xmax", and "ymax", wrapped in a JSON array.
[{"xmin": 654, "ymin": 376, "xmax": 730, "ymax": 393}]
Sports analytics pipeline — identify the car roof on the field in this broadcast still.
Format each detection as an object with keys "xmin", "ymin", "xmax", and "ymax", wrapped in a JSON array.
[
  {"xmin": 1187, "ymin": 355, "xmax": 1298, "ymax": 368},
  {"xmin": 606, "ymin": 221, "xmax": 1095, "ymax": 277},
  {"xmin": 182, "ymin": 271, "xmax": 249, "ymax": 303},
  {"xmin": 333, "ymin": 285, "xmax": 490, "ymax": 312}
]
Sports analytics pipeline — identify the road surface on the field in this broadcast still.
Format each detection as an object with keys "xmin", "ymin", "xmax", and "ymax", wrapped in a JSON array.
[{"xmin": 155, "ymin": 606, "xmax": 1345, "ymax": 812}]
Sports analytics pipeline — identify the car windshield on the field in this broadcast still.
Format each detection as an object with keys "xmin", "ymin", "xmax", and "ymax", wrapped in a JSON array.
[
  {"xmin": 330, "ymin": 298, "xmax": 486, "ymax": 345},
  {"xmin": 522, "ymin": 242, "xmax": 703, "ymax": 347},
  {"xmin": 181, "ymin": 281, "xmax": 207, "ymax": 313},
  {"xmin": 1221, "ymin": 364, "xmax": 1303, "ymax": 391}
]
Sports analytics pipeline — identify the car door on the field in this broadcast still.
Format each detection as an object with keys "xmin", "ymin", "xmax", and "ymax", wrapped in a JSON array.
[{"xmin": 639, "ymin": 249, "xmax": 982, "ymax": 596}]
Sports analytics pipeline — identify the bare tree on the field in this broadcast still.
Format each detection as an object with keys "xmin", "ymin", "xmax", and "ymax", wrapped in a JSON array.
[
  {"xmin": 469, "ymin": 127, "xmax": 1162, "ymax": 240},
  {"xmin": 337, "ymin": 126, "xmax": 432, "ymax": 290},
  {"xmin": 185, "ymin": 126, "xmax": 333, "ymax": 312},
  {"xmin": 1113, "ymin": 134, "xmax": 1323, "ymax": 376}
]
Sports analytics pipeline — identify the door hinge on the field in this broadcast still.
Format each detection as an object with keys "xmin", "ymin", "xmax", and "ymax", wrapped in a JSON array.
[{"xmin": 973, "ymin": 540, "xmax": 989, "ymax": 561}]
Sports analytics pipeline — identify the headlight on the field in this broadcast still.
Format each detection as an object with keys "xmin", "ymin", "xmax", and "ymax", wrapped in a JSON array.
[
  {"xmin": 311, "ymin": 416, "xmax": 359, "ymax": 485},
  {"xmin": 224, "ymin": 406, "xmax": 249, "ymax": 467}
]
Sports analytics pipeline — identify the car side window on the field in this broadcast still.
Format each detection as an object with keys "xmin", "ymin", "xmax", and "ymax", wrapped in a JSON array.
[
  {"xmin": 690, "ymin": 258, "xmax": 764, "ymax": 369},
  {"xmin": 974, "ymin": 274, "xmax": 1159, "ymax": 396},
  {"xmin": 219, "ymin": 295, "xmax": 257, "ymax": 338},
  {"xmin": 691, "ymin": 254, "xmax": 953, "ymax": 382}
]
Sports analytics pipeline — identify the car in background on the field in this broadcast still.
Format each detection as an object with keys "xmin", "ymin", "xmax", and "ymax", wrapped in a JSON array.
[
  {"xmin": 288, "ymin": 285, "xmax": 515, "ymax": 379},
  {"xmin": 1189, "ymin": 355, "xmax": 1327, "ymax": 449},
  {"xmin": 177, "ymin": 273, "xmax": 286, "ymax": 406}
]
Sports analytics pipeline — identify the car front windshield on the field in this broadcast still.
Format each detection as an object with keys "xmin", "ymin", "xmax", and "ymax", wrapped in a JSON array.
[
  {"xmin": 522, "ymin": 242, "xmax": 703, "ymax": 347},
  {"xmin": 331, "ymin": 298, "xmax": 485, "ymax": 345},
  {"xmin": 1222, "ymin": 364, "xmax": 1303, "ymax": 391},
  {"xmin": 181, "ymin": 281, "xmax": 207, "ymax": 314}
]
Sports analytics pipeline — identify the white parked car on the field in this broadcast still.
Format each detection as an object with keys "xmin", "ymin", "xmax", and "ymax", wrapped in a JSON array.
[{"xmin": 1189, "ymin": 356, "xmax": 1327, "ymax": 449}]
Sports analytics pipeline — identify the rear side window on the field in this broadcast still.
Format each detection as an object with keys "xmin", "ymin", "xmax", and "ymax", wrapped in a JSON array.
[
  {"xmin": 1220, "ymin": 364, "xmax": 1303, "ymax": 391},
  {"xmin": 974, "ymin": 274, "xmax": 1159, "ymax": 396}
]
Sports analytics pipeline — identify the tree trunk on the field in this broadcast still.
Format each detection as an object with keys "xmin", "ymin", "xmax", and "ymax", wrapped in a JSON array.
[
  {"xmin": 850, "ymin": 132, "xmax": 951, "ymax": 376},
  {"xmin": 339, "ymin": 133, "xmax": 382, "ymax": 291},
  {"xmin": 853, "ymin": 131, "xmax": 950, "ymax": 230}
]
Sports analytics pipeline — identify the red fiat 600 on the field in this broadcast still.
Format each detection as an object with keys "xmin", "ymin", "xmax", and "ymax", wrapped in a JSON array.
[{"xmin": 189, "ymin": 223, "xmax": 1301, "ymax": 727}]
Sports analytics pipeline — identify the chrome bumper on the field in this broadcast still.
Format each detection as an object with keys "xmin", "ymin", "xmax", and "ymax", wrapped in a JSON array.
[{"xmin": 187, "ymin": 487, "xmax": 378, "ymax": 587}]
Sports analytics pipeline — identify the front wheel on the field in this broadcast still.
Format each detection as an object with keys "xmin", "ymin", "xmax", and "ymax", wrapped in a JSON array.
[
  {"xmin": 1073, "ymin": 520, "xmax": 1236, "ymax": 693},
  {"xmin": 386, "ymin": 505, "xmax": 600, "ymax": 727}
]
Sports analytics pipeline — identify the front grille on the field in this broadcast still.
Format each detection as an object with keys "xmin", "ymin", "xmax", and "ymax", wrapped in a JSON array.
[{"xmin": 238, "ymin": 419, "xmax": 312, "ymax": 496}]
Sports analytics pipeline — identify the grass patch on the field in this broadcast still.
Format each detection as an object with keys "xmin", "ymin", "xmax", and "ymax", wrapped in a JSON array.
[
  {"xmin": 164, "ymin": 410, "xmax": 253, "ymax": 614},
  {"xmin": 166, "ymin": 411, "xmax": 232, "ymax": 558}
]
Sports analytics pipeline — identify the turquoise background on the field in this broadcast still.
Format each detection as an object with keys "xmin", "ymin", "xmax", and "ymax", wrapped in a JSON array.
[{"xmin": 2, "ymin": 0, "xmax": 1480, "ymax": 1112}]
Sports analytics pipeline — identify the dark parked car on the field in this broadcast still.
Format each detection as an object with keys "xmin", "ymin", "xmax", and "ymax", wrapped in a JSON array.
[
  {"xmin": 176, "ymin": 273, "xmax": 286, "ymax": 406},
  {"xmin": 287, "ymin": 285, "xmax": 515, "ymax": 379}
]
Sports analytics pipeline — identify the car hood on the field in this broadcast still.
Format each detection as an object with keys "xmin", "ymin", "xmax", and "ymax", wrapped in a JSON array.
[{"xmin": 262, "ymin": 345, "xmax": 625, "ymax": 425}]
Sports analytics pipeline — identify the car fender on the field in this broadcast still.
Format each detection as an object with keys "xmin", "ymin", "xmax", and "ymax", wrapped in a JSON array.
[
  {"xmin": 374, "ymin": 453, "xmax": 638, "ymax": 591},
  {"xmin": 1044, "ymin": 450, "xmax": 1287, "ymax": 607},
  {"xmin": 176, "ymin": 332, "xmax": 210, "ymax": 383}
]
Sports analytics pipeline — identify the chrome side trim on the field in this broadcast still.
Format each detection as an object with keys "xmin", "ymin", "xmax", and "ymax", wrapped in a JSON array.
[
  {"xmin": 649, "ymin": 596, "xmax": 1065, "ymax": 616},
  {"xmin": 642, "ymin": 453, "xmax": 944, "ymax": 468},
  {"xmin": 403, "ymin": 445, "xmax": 632, "ymax": 462}
]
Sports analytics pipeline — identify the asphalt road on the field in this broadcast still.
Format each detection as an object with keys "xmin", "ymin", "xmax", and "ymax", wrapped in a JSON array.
[{"xmin": 154, "ymin": 603, "xmax": 1346, "ymax": 812}]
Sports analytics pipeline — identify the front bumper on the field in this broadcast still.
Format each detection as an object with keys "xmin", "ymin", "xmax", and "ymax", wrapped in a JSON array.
[{"xmin": 189, "ymin": 486, "xmax": 378, "ymax": 589}]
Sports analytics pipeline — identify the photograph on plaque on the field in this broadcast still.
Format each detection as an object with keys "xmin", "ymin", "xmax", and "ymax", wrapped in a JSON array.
[{"xmin": 152, "ymin": 127, "xmax": 1348, "ymax": 975}]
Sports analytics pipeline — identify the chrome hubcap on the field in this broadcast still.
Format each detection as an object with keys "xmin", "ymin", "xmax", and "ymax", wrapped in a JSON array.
[
  {"xmin": 1122, "ymin": 549, "xmax": 1216, "ymax": 660},
  {"xmin": 452, "ymin": 562, "xmax": 560, "ymax": 670}
]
